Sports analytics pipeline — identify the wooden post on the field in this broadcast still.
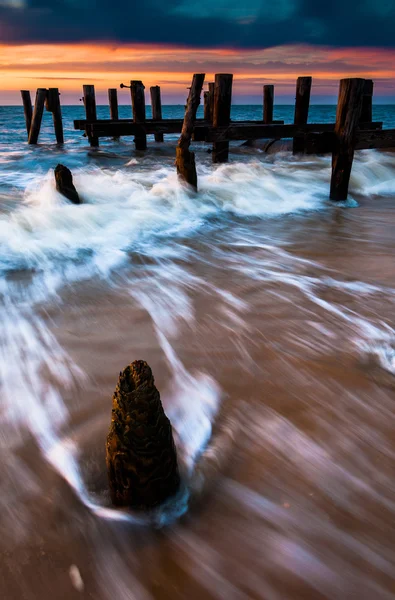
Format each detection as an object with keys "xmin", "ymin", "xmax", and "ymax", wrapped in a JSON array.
[
  {"xmin": 263, "ymin": 85, "xmax": 274, "ymax": 124},
  {"xmin": 360, "ymin": 80, "xmax": 373, "ymax": 123},
  {"xmin": 175, "ymin": 73, "xmax": 205, "ymax": 190},
  {"xmin": 108, "ymin": 88, "xmax": 119, "ymax": 121},
  {"xmin": 204, "ymin": 91, "xmax": 211, "ymax": 121},
  {"xmin": 212, "ymin": 74, "xmax": 233, "ymax": 163},
  {"xmin": 21, "ymin": 90, "xmax": 33, "ymax": 138},
  {"xmin": 130, "ymin": 81, "xmax": 147, "ymax": 151},
  {"xmin": 108, "ymin": 88, "xmax": 119, "ymax": 141},
  {"xmin": 28, "ymin": 88, "xmax": 47, "ymax": 145},
  {"xmin": 293, "ymin": 76, "xmax": 312, "ymax": 154},
  {"xmin": 330, "ymin": 78, "xmax": 365, "ymax": 201},
  {"xmin": 83, "ymin": 85, "xmax": 99, "ymax": 147},
  {"xmin": 209, "ymin": 82, "xmax": 215, "ymax": 122},
  {"xmin": 46, "ymin": 88, "xmax": 64, "ymax": 144},
  {"xmin": 150, "ymin": 86, "xmax": 163, "ymax": 142},
  {"xmin": 106, "ymin": 361, "xmax": 180, "ymax": 509}
]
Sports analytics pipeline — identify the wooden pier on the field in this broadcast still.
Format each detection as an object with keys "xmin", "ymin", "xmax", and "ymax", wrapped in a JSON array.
[{"xmin": 21, "ymin": 75, "xmax": 395, "ymax": 201}]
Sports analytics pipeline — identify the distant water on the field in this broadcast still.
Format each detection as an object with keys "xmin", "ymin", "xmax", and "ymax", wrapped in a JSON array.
[{"xmin": 1, "ymin": 103, "xmax": 395, "ymax": 600}]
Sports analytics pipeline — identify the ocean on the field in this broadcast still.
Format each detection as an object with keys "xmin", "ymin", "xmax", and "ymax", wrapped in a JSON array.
[{"xmin": 1, "ymin": 104, "xmax": 395, "ymax": 600}]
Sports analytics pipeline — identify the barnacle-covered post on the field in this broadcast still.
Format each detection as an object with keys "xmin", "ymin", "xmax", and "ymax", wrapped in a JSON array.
[{"xmin": 106, "ymin": 360, "xmax": 180, "ymax": 509}]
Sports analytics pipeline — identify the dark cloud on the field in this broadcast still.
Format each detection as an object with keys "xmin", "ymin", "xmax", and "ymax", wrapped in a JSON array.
[{"xmin": 1, "ymin": 0, "xmax": 395, "ymax": 47}]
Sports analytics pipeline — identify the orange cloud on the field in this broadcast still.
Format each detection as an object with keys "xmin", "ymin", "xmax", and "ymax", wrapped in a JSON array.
[{"xmin": 1, "ymin": 42, "xmax": 395, "ymax": 103}]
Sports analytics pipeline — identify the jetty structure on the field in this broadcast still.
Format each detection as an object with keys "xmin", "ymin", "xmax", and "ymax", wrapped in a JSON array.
[{"xmin": 20, "ymin": 74, "xmax": 395, "ymax": 200}]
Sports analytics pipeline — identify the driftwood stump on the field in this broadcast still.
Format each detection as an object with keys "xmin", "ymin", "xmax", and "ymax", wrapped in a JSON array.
[
  {"xmin": 106, "ymin": 360, "xmax": 180, "ymax": 509},
  {"xmin": 54, "ymin": 164, "xmax": 81, "ymax": 204}
]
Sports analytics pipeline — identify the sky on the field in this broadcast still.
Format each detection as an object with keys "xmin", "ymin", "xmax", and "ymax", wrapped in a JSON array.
[{"xmin": 1, "ymin": 0, "xmax": 395, "ymax": 104}]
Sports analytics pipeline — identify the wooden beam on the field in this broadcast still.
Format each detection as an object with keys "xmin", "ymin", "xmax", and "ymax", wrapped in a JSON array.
[
  {"xmin": 263, "ymin": 85, "xmax": 274, "ymax": 124},
  {"xmin": 304, "ymin": 122, "xmax": 383, "ymax": 154},
  {"xmin": 330, "ymin": 78, "xmax": 365, "ymax": 201},
  {"xmin": 28, "ymin": 88, "xmax": 47, "ymax": 145},
  {"xmin": 130, "ymin": 80, "xmax": 147, "ymax": 151},
  {"xmin": 293, "ymin": 76, "xmax": 312, "ymax": 153},
  {"xmin": 176, "ymin": 73, "xmax": 205, "ymax": 190},
  {"xmin": 46, "ymin": 88, "xmax": 64, "ymax": 144},
  {"xmin": 83, "ymin": 85, "xmax": 98, "ymax": 147},
  {"xmin": 212, "ymin": 74, "xmax": 233, "ymax": 163},
  {"xmin": 360, "ymin": 79, "xmax": 373, "ymax": 123},
  {"xmin": 20, "ymin": 90, "xmax": 32, "ymax": 138},
  {"xmin": 150, "ymin": 86, "xmax": 163, "ymax": 142}
]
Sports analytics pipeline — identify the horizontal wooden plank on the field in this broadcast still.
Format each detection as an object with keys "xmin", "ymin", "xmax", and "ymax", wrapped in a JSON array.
[
  {"xmin": 75, "ymin": 117, "xmax": 285, "ymax": 132},
  {"xmin": 305, "ymin": 126, "xmax": 391, "ymax": 154},
  {"xmin": 356, "ymin": 128, "xmax": 395, "ymax": 149},
  {"xmin": 205, "ymin": 121, "xmax": 382, "ymax": 142}
]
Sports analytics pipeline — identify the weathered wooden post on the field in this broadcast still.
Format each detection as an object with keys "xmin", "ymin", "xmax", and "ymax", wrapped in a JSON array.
[
  {"xmin": 106, "ymin": 360, "xmax": 180, "ymax": 509},
  {"xmin": 330, "ymin": 78, "xmax": 365, "ymax": 201},
  {"xmin": 54, "ymin": 164, "xmax": 81, "ymax": 204},
  {"xmin": 360, "ymin": 79, "xmax": 373, "ymax": 123},
  {"xmin": 150, "ymin": 86, "xmax": 163, "ymax": 142},
  {"xmin": 20, "ymin": 90, "xmax": 33, "ymax": 138},
  {"xmin": 263, "ymin": 85, "xmax": 274, "ymax": 124},
  {"xmin": 28, "ymin": 88, "xmax": 47, "ymax": 145},
  {"xmin": 46, "ymin": 88, "xmax": 64, "ymax": 144},
  {"xmin": 293, "ymin": 76, "xmax": 312, "ymax": 154},
  {"xmin": 204, "ymin": 91, "xmax": 211, "ymax": 121},
  {"xmin": 83, "ymin": 85, "xmax": 99, "ymax": 147},
  {"xmin": 209, "ymin": 82, "xmax": 215, "ymax": 121},
  {"xmin": 108, "ymin": 88, "xmax": 119, "ymax": 141},
  {"xmin": 212, "ymin": 74, "xmax": 233, "ymax": 163},
  {"xmin": 108, "ymin": 88, "xmax": 119, "ymax": 121},
  {"xmin": 130, "ymin": 81, "xmax": 147, "ymax": 151},
  {"xmin": 175, "ymin": 73, "xmax": 205, "ymax": 190}
]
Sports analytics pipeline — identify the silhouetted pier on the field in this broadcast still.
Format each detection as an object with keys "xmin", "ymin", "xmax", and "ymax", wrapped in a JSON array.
[{"xmin": 21, "ymin": 74, "xmax": 395, "ymax": 200}]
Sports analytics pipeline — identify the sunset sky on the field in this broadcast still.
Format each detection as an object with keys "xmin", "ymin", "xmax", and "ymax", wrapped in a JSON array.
[{"xmin": 1, "ymin": 0, "xmax": 395, "ymax": 104}]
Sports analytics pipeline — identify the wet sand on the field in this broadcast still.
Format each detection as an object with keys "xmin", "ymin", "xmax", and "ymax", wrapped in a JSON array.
[{"xmin": 1, "ymin": 193, "xmax": 395, "ymax": 600}]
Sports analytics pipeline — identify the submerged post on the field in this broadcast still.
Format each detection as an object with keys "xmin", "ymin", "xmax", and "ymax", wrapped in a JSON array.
[
  {"xmin": 83, "ymin": 85, "xmax": 99, "ymax": 147},
  {"xmin": 150, "ymin": 86, "xmax": 163, "ymax": 142},
  {"xmin": 46, "ymin": 88, "xmax": 64, "ymax": 144},
  {"xmin": 263, "ymin": 85, "xmax": 274, "ymax": 124},
  {"xmin": 106, "ymin": 360, "xmax": 180, "ymax": 509},
  {"xmin": 28, "ymin": 88, "xmax": 47, "ymax": 145},
  {"xmin": 360, "ymin": 79, "xmax": 374, "ymax": 123},
  {"xmin": 212, "ymin": 74, "xmax": 233, "ymax": 163},
  {"xmin": 130, "ymin": 81, "xmax": 147, "ymax": 151},
  {"xmin": 175, "ymin": 73, "xmax": 205, "ymax": 190},
  {"xmin": 330, "ymin": 78, "xmax": 365, "ymax": 201},
  {"xmin": 293, "ymin": 76, "xmax": 312, "ymax": 154},
  {"xmin": 21, "ymin": 90, "xmax": 33, "ymax": 138}
]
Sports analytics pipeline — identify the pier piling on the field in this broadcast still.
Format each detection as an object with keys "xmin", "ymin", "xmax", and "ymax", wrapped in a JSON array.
[
  {"xmin": 176, "ymin": 73, "xmax": 205, "ymax": 190},
  {"xmin": 360, "ymin": 79, "xmax": 374, "ymax": 123},
  {"xmin": 293, "ymin": 76, "xmax": 312, "ymax": 154},
  {"xmin": 108, "ymin": 88, "xmax": 119, "ymax": 140},
  {"xmin": 83, "ymin": 85, "xmax": 99, "ymax": 147},
  {"xmin": 46, "ymin": 88, "xmax": 64, "ymax": 144},
  {"xmin": 150, "ymin": 86, "xmax": 163, "ymax": 142},
  {"xmin": 212, "ymin": 74, "xmax": 233, "ymax": 163},
  {"xmin": 330, "ymin": 78, "xmax": 365, "ymax": 201},
  {"xmin": 263, "ymin": 85, "xmax": 274, "ymax": 124},
  {"xmin": 28, "ymin": 88, "xmax": 47, "ymax": 145},
  {"xmin": 106, "ymin": 360, "xmax": 180, "ymax": 509},
  {"xmin": 20, "ymin": 90, "xmax": 33, "ymax": 138},
  {"xmin": 130, "ymin": 81, "xmax": 147, "ymax": 151}
]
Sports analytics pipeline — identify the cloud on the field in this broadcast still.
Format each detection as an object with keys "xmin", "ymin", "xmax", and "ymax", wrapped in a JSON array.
[{"xmin": 1, "ymin": 0, "xmax": 395, "ymax": 48}]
